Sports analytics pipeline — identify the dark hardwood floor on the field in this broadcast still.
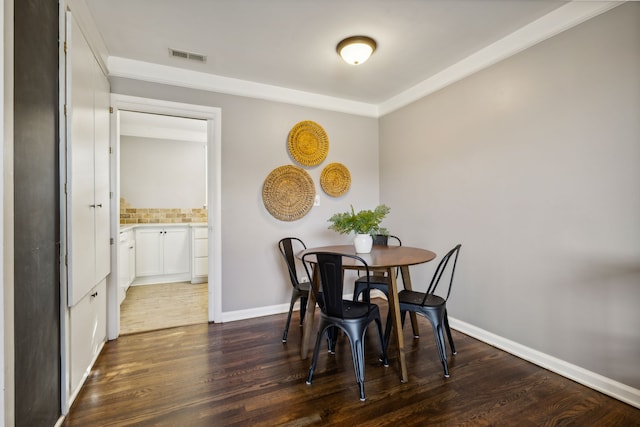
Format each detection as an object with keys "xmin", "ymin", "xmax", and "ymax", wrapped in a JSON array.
[{"xmin": 62, "ymin": 301, "xmax": 640, "ymax": 426}]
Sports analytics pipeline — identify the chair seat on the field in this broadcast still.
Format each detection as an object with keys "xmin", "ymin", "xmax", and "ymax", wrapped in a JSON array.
[
  {"xmin": 336, "ymin": 300, "xmax": 380, "ymax": 319},
  {"xmin": 398, "ymin": 289, "xmax": 445, "ymax": 307}
]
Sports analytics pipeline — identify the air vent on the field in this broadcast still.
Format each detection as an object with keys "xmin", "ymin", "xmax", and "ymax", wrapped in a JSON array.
[{"xmin": 169, "ymin": 48, "xmax": 207, "ymax": 63}]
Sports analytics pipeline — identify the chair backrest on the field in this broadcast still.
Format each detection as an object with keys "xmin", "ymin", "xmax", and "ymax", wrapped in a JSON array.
[
  {"xmin": 372, "ymin": 234, "xmax": 402, "ymax": 247},
  {"xmin": 422, "ymin": 244, "xmax": 462, "ymax": 305},
  {"xmin": 370, "ymin": 235, "xmax": 402, "ymax": 278},
  {"xmin": 302, "ymin": 252, "xmax": 372, "ymax": 319},
  {"xmin": 278, "ymin": 237, "xmax": 307, "ymax": 290}
]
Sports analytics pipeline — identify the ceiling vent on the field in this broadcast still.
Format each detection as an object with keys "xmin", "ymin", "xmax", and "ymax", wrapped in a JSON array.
[{"xmin": 169, "ymin": 48, "xmax": 207, "ymax": 63}]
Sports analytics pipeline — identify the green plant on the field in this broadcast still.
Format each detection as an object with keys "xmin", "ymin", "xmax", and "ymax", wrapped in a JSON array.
[{"xmin": 328, "ymin": 204, "xmax": 391, "ymax": 236}]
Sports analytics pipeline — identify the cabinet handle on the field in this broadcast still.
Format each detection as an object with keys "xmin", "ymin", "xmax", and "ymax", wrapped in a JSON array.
[
  {"xmin": 89, "ymin": 204, "xmax": 96, "ymax": 208},
  {"xmin": 96, "ymin": 203, "xmax": 103, "ymax": 208},
  {"xmin": 90, "ymin": 292, "xmax": 98, "ymax": 298}
]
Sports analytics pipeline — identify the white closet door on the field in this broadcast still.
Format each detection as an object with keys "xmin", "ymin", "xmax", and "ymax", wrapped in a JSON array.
[
  {"xmin": 68, "ymin": 15, "xmax": 97, "ymax": 306},
  {"xmin": 93, "ymin": 62, "xmax": 111, "ymax": 282}
]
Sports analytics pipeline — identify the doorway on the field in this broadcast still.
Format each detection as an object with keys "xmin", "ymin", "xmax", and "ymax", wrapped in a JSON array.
[
  {"xmin": 107, "ymin": 94, "xmax": 222, "ymax": 340},
  {"xmin": 118, "ymin": 110, "xmax": 208, "ymax": 334}
]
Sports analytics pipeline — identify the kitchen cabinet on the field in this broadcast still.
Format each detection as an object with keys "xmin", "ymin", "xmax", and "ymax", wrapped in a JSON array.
[
  {"xmin": 135, "ymin": 226, "xmax": 190, "ymax": 284},
  {"xmin": 118, "ymin": 230, "xmax": 135, "ymax": 304},
  {"xmin": 66, "ymin": 13, "xmax": 111, "ymax": 307},
  {"xmin": 191, "ymin": 226, "xmax": 208, "ymax": 283},
  {"xmin": 69, "ymin": 279, "xmax": 106, "ymax": 395}
]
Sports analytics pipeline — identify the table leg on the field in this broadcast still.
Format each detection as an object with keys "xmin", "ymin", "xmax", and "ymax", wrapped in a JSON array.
[
  {"xmin": 400, "ymin": 266, "xmax": 420, "ymax": 338},
  {"xmin": 300, "ymin": 266, "xmax": 319, "ymax": 359},
  {"xmin": 387, "ymin": 267, "xmax": 408, "ymax": 382}
]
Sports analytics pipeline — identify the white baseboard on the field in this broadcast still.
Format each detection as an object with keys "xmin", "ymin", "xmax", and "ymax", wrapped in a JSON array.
[
  {"xmin": 220, "ymin": 290, "xmax": 385, "ymax": 323},
  {"xmin": 448, "ymin": 317, "xmax": 640, "ymax": 410}
]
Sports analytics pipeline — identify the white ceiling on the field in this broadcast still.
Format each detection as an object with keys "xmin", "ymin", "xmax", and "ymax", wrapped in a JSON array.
[{"xmin": 83, "ymin": 0, "xmax": 621, "ymax": 115}]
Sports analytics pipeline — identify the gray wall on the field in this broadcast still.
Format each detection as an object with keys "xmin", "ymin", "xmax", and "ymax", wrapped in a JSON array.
[
  {"xmin": 14, "ymin": 0, "xmax": 61, "ymax": 424},
  {"xmin": 379, "ymin": 3, "xmax": 640, "ymax": 389},
  {"xmin": 120, "ymin": 135, "xmax": 207, "ymax": 208},
  {"xmin": 109, "ymin": 80, "xmax": 380, "ymax": 312}
]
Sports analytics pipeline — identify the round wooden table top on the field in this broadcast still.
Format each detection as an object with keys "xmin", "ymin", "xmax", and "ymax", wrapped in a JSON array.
[{"xmin": 298, "ymin": 244, "xmax": 436, "ymax": 268}]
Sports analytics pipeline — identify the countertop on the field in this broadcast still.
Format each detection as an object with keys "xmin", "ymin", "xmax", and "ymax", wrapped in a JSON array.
[{"xmin": 119, "ymin": 223, "xmax": 207, "ymax": 233}]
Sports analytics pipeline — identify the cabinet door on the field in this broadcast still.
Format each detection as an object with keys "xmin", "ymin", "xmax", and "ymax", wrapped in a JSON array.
[
  {"xmin": 68, "ymin": 15, "xmax": 97, "ymax": 306},
  {"xmin": 128, "ymin": 238, "xmax": 136, "ymax": 285},
  {"xmin": 118, "ymin": 239, "xmax": 129, "ymax": 304},
  {"xmin": 135, "ymin": 228, "xmax": 164, "ymax": 276},
  {"xmin": 69, "ymin": 279, "xmax": 106, "ymax": 394},
  {"xmin": 67, "ymin": 14, "xmax": 111, "ymax": 306},
  {"xmin": 163, "ymin": 228, "xmax": 190, "ymax": 275},
  {"xmin": 93, "ymin": 62, "xmax": 111, "ymax": 282}
]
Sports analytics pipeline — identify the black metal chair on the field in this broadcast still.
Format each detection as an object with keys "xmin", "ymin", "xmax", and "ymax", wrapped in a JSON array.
[
  {"xmin": 278, "ymin": 237, "xmax": 311, "ymax": 343},
  {"xmin": 353, "ymin": 234, "xmax": 402, "ymax": 304},
  {"xmin": 353, "ymin": 235, "xmax": 401, "ymax": 345},
  {"xmin": 302, "ymin": 251, "xmax": 388, "ymax": 401},
  {"xmin": 398, "ymin": 244, "xmax": 462, "ymax": 378}
]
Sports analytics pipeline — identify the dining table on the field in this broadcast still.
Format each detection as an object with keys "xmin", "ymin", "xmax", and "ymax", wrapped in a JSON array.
[{"xmin": 297, "ymin": 244, "xmax": 436, "ymax": 383}]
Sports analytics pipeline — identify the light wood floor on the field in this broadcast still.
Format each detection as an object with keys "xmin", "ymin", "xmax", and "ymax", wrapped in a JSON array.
[{"xmin": 119, "ymin": 281, "xmax": 208, "ymax": 335}]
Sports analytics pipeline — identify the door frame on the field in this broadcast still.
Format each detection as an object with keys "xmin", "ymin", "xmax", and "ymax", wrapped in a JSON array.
[{"xmin": 107, "ymin": 94, "xmax": 222, "ymax": 340}]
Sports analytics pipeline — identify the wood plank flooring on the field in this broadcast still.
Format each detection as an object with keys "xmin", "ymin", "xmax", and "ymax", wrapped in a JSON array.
[
  {"xmin": 119, "ymin": 282, "xmax": 208, "ymax": 335},
  {"xmin": 64, "ymin": 300, "xmax": 640, "ymax": 426}
]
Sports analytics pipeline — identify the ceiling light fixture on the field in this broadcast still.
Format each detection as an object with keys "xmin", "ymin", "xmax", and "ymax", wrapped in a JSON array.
[{"xmin": 336, "ymin": 36, "xmax": 377, "ymax": 65}]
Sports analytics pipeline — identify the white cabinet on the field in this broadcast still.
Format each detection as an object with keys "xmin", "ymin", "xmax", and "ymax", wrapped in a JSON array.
[
  {"xmin": 69, "ymin": 279, "xmax": 106, "ymax": 394},
  {"xmin": 118, "ymin": 230, "xmax": 135, "ymax": 304},
  {"xmin": 135, "ymin": 226, "xmax": 190, "ymax": 284},
  {"xmin": 66, "ymin": 14, "xmax": 110, "ymax": 307},
  {"xmin": 191, "ymin": 226, "xmax": 208, "ymax": 283}
]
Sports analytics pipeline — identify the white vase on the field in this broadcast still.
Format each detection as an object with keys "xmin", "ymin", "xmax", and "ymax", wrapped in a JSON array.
[{"xmin": 353, "ymin": 233, "xmax": 373, "ymax": 253}]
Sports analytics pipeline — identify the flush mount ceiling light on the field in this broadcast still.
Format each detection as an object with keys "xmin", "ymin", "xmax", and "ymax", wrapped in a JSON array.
[{"xmin": 336, "ymin": 36, "xmax": 377, "ymax": 65}]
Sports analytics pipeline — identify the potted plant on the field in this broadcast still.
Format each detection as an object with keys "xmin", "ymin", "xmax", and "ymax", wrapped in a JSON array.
[{"xmin": 327, "ymin": 204, "xmax": 391, "ymax": 253}]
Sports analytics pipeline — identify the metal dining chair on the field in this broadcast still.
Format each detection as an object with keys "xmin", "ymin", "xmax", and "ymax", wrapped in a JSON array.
[
  {"xmin": 397, "ymin": 244, "xmax": 462, "ymax": 378},
  {"xmin": 278, "ymin": 237, "xmax": 310, "ymax": 343},
  {"xmin": 302, "ymin": 251, "xmax": 388, "ymax": 401}
]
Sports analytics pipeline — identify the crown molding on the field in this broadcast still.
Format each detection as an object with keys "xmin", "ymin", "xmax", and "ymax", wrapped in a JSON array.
[
  {"xmin": 108, "ymin": 57, "xmax": 379, "ymax": 118},
  {"xmin": 105, "ymin": 0, "xmax": 622, "ymax": 118}
]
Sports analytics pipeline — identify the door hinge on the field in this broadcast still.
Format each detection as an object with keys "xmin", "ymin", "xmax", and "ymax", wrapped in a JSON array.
[
  {"xmin": 109, "ymin": 106, "xmax": 114, "ymax": 114},
  {"xmin": 64, "ymin": 104, "xmax": 67, "ymax": 116},
  {"xmin": 110, "ymin": 237, "xmax": 115, "ymax": 245},
  {"xmin": 65, "ymin": 254, "xmax": 68, "ymax": 266},
  {"xmin": 64, "ymin": 41, "xmax": 67, "ymax": 54},
  {"xmin": 109, "ymin": 191, "xmax": 114, "ymax": 199},
  {"xmin": 109, "ymin": 147, "xmax": 113, "ymax": 154},
  {"xmin": 64, "ymin": 183, "xmax": 67, "ymax": 194}
]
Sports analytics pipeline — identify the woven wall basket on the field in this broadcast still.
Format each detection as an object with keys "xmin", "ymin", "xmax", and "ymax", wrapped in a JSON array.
[
  {"xmin": 287, "ymin": 120, "xmax": 329, "ymax": 167},
  {"xmin": 262, "ymin": 165, "xmax": 315, "ymax": 221},
  {"xmin": 320, "ymin": 162, "xmax": 351, "ymax": 197}
]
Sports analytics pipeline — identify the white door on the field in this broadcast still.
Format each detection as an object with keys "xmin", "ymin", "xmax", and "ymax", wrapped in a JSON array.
[{"xmin": 68, "ymin": 15, "xmax": 96, "ymax": 305}]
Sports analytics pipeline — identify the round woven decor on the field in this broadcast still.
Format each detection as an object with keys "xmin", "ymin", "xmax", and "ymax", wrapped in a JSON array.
[
  {"xmin": 320, "ymin": 162, "xmax": 351, "ymax": 197},
  {"xmin": 287, "ymin": 120, "xmax": 329, "ymax": 167},
  {"xmin": 262, "ymin": 165, "xmax": 315, "ymax": 221}
]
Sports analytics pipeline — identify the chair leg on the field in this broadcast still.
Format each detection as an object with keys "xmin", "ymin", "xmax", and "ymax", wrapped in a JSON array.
[
  {"xmin": 375, "ymin": 317, "xmax": 389, "ymax": 367},
  {"xmin": 349, "ymin": 336, "xmax": 366, "ymax": 401},
  {"xmin": 444, "ymin": 310, "xmax": 456, "ymax": 355},
  {"xmin": 433, "ymin": 324, "xmax": 450, "ymax": 378},
  {"xmin": 299, "ymin": 296, "xmax": 308, "ymax": 326},
  {"xmin": 306, "ymin": 324, "xmax": 327, "ymax": 385},
  {"xmin": 326, "ymin": 326, "xmax": 338, "ymax": 354},
  {"xmin": 282, "ymin": 292, "xmax": 297, "ymax": 343}
]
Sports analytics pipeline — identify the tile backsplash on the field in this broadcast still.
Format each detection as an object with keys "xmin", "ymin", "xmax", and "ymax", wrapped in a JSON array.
[{"xmin": 120, "ymin": 198, "xmax": 207, "ymax": 224}]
